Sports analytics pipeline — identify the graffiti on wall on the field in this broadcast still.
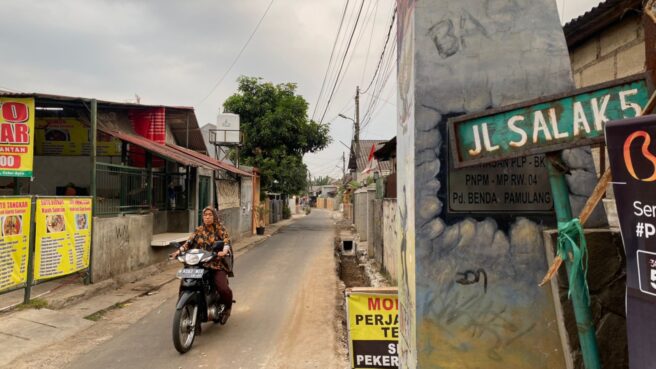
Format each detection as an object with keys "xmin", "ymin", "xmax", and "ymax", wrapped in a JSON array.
[
  {"xmin": 396, "ymin": 0, "xmax": 417, "ymax": 367},
  {"xmin": 398, "ymin": 1, "xmax": 583, "ymax": 368}
]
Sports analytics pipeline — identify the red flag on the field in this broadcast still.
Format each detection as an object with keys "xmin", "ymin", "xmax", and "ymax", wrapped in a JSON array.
[{"xmin": 367, "ymin": 143, "xmax": 376, "ymax": 162}]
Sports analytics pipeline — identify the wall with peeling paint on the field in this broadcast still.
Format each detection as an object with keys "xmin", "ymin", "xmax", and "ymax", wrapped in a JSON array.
[{"xmin": 396, "ymin": 1, "xmax": 596, "ymax": 368}]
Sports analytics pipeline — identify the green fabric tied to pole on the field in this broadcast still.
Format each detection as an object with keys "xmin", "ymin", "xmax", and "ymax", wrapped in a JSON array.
[{"xmin": 557, "ymin": 218, "xmax": 590, "ymax": 303}]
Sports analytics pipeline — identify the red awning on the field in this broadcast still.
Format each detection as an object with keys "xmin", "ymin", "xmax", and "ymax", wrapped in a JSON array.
[{"xmin": 101, "ymin": 130, "xmax": 252, "ymax": 177}]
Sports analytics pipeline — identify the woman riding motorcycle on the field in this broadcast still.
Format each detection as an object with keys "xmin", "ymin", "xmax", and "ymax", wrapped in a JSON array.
[{"xmin": 170, "ymin": 207, "xmax": 233, "ymax": 320}]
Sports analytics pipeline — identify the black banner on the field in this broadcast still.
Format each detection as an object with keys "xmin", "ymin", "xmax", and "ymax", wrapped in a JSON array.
[
  {"xmin": 606, "ymin": 115, "xmax": 656, "ymax": 369},
  {"xmin": 352, "ymin": 340, "xmax": 398, "ymax": 368}
]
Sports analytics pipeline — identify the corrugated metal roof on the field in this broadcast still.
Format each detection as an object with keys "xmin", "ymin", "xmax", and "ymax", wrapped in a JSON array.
[
  {"xmin": 101, "ymin": 129, "xmax": 210, "ymax": 168},
  {"xmin": 101, "ymin": 129, "xmax": 252, "ymax": 177},
  {"xmin": 564, "ymin": 0, "xmax": 643, "ymax": 47},
  {"xmin": 166, "ymin": 144, "xmax": 253, "ymax": 177},
  {"xmin": 348, "ymin": 139, "xmax": 394, "ymax": 172},
  {"xmin": 0, "ymin": 91, "xmax": 207, "ymax": 153}
]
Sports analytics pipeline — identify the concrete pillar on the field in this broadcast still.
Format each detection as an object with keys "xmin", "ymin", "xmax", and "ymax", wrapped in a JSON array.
[{"xmin": 396, "ymin": 1, "xmax": 584, "ymax": 368}]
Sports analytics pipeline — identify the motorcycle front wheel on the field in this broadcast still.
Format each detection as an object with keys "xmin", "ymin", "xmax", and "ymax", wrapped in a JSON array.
[{"xmin": 172, "ymin": 302, "xmax": 197, "ymax": 353}]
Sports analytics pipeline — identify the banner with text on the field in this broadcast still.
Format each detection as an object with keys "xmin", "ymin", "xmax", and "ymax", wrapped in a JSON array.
[
  {"xmin": 34, "ymin": 197, "xmax": 92, "ymax": 281},
  {"xmin": 606, "ymin": 115, "xmax": 656, "ymax": 369},
  {"xmin": 35, "ymin": 117, "xmax": 120, "ymax": 156},
  {"xmin": 347, "ymin": 288, "xmax": 399, "ymax": 369},
  {"xmin": 0, "ymin": 197, "xmax": 31, "ymax": 292},
  {"xmin": 0, "ymin": 98, "xmax": 35, "ymax": 177}
]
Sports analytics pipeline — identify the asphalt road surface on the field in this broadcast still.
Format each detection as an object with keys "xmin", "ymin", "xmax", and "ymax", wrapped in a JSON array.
[{"xmin": 63, "ymin": 210, "xmax": 339, "ymax": 369}]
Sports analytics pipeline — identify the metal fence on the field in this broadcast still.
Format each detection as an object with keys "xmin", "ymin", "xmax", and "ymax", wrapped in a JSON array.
[{"xmin": 96, "ymin": 163, "xmax": 188, "ymax": 216}]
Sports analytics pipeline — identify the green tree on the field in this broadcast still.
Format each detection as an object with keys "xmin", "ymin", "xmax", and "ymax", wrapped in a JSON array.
[
  {"xmin": 311, "ymin": 176, "xmax": 334, "ymax": 186},
  {"xmin": 223, "ymin": 76, "xmax": 331, "ymax": 194}
]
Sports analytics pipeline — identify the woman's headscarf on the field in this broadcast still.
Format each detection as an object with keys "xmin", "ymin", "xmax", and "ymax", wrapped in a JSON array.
[{"xmin": 202, "ymin": 206, "xmax": 220, "ymax": 226}]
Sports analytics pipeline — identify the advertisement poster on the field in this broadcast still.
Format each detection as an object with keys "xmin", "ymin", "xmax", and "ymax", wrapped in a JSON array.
[
  {"xmin": 35, "ymin": 117, "xmax": 120, "ymax": 156},
  {"xmin": 34, "ymin": 197, "xmax": 92, "ymax": 281},
  {"xmin": 0, "ymin": 98, "xmax": 35, "ymax": 177},
  {"xmin": 605, "ymin": 115, "xmax": 656, "ymax": 369},
  {"xmin": 0, "ymin": 197, "xmax": 31, "ymax": 292},
  {"xmin": 346, "ymin": 288, "xmax": 399, "ymax": 369}
]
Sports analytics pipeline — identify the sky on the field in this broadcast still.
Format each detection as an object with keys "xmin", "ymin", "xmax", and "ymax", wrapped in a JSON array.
[{"xmin": 0, "ymin": 0, "xmax": 604, "ymax": 179}]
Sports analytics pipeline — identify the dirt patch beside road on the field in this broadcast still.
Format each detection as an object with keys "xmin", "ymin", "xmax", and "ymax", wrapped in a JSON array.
[{"xmin": 333, "ymin": 217, "xmax": 371, "ymax": 368}]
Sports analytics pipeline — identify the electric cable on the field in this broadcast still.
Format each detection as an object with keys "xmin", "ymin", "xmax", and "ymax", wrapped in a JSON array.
[{"xmin": 198, "ymin": 0, "xmax": 275, "ymax": 105}]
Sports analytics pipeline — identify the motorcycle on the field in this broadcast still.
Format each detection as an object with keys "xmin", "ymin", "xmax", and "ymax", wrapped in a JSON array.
[{"xmin": 171, "ymin": 241, "xmax": 232, "ymax": 353}]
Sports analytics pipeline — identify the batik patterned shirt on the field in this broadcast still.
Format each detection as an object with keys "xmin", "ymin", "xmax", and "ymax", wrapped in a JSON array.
[{"xmin": 180, "ymin": 223, "xmax": 231, "ymax": 271}]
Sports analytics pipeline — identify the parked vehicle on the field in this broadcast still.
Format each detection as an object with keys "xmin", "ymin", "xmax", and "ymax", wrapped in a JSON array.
[{"xmin": 171, "ymin": 241, "xmax": 231, "ymax": 353}]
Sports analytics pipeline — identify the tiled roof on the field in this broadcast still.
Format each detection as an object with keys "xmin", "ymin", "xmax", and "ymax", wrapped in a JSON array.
[{"xmin": 563, "ymin": 0, "xmax": 643, "ymax": 47}]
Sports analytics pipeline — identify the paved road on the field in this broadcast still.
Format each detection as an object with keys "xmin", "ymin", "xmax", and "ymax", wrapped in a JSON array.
[{"xmin": 65, "ymin": 210, "xmax": 336, "ymax": 369}]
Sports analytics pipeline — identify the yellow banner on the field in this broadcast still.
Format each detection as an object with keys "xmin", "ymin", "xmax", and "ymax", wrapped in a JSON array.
[
  {"xmin": 35, "ymin": 117, "xmax": 120, "ymax": 156},
  {"xmin": 34, "ymin": 197, "xmax": 92, "ymax": 280},
  {"xmin": 0, "ymin": 197, "xmax": 31, "ymax": 292},
  {"xmin": 347, "ymin": 288, "xmax": 399, "ymax": 368},
  {"xmin": 0, "ymin": 98, "xmax": 35, "ymax": 177}
]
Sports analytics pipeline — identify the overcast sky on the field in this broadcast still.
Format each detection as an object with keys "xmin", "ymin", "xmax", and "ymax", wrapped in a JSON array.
[{"xmin": 0, "ymin": 0, "xmax": 604, "ymax": 179}]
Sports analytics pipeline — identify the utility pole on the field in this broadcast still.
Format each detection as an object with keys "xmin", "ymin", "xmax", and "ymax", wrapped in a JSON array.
[
  {"xmin": 354, "ymin": 86, "xmax": 360, "ymax": 161},
  {"xmin": 342, "ymin": 152, "xmax": 346, "ymax": 178}
]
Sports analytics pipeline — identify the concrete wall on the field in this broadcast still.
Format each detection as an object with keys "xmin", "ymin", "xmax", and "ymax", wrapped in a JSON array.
[
  {"xmin": 152, "ymin": 210, "xmax": 191, "ymax": 234},
  {"xmin": 218, "ymin": 207, "xmax": 242, "ymax": 241},
  {"xmin": 544, "ymin": 230, "xmax": 627, "ymax": 369},
  {"xmin": 371, "ymin": 199, "xmax": 384, "ymax": 266},
  {"xmin": 397, "ymin": 1, "xmax": 577, "ymax": 367},
  {"xmin": 92, "ymin": 213, "xmax": 167, "ymax": 282},
  {"xmin": 382, "ymin": 199, "xmax": 398, "ymax": 284},
  {"xmin": 353, "ymin": 189, "xmax": 369, "ymax": 242},
  {"xmin": 366, "ymin": 190, "xmax": 376, "ymax": 251},
  {"xmin": 240, "ymin": 177, "xmax": 253, "ymax": 236},
  {"xmin": 568, "ymin": 13, "xmax": 645, "ymax": 200}
]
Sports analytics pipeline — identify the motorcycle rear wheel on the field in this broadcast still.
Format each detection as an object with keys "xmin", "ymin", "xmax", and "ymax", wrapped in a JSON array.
[{"xmin": 173, "ymin": 303, "xmax": 197, "ymax": 353}]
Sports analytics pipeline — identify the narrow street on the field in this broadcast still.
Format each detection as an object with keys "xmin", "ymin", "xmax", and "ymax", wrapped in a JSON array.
[{"xmin": 9, "ymin": 210, "xmax": 343, "ymax": 369}]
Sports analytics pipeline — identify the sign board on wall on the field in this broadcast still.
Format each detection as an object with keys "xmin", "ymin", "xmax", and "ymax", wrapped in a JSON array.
[
  {"xmin": 0, "ymin": 98, "xmax": 35, "ymax": 177},
  {"xmin": 606, "ymin": 115, "xmax": 656, "ymax": 369},
  {"xmin": 0, "ymin": 197, "xmax": 31, "ymax": 292},
  {"xmin": 35, "ymin": 117, "xmax": 121, "ymax": 156},
  {"xmin": 448, "ymin": 154, "xmax": 553, "ymax": 213},
  {"xmin": 33, "ymin": 197, "xmax": 92, "ymax": 281},
  {"xmin": 346, "ymin": 288, "xmax": 399, "ymax": 369},
  {"xmin": 449, "ymin": 75, "xmax": 648, "ymax": 168}
]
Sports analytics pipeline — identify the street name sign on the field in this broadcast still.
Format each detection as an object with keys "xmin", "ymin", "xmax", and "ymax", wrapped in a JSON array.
[{"xmin": 449, "ymin": 74, "xmax": 649, "ymax": 168}]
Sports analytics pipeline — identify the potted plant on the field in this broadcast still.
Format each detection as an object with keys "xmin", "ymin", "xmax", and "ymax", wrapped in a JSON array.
[{"xmin": 256, "ymin": 204, "xmax": 268, "ymax": 235}]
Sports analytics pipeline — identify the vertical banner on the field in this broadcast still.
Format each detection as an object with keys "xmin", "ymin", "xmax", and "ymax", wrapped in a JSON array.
[
  {"xmin": 606, "ymin": 115, "xmax": 656, "ymax": 369},
  {"xmin": 0, "ymin": 197, "xmax": 31, "ymax": 292},
  {"xmin": 346, "ymin": 288, "xmax": 399, "ymax": 369},
  {"xmin": 0, "ymin": 98, "xmax": 35, "ymax": 177},
  {"xmin": 34, "ymin": 197, "xmax": 92, "ymax": 281}
]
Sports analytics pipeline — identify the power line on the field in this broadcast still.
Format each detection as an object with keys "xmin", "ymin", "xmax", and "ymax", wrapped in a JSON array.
[
  {"xmin": 197, "ymin": 0, "xmax": 275, "ymax": 105},
  {"xmin": 311, "ymin": 0, "xmax": 351, "ymax": 121},
  {"xmin": 360, "ymin": 0, "xmax": 380, "ymax": 85},
  {"xmin": 318, "ymin": 0, "xmax": 366, "ymax": 123},
  {"xmin": 361, "ymin": 5, "xmax": 396, "ymax": 95}
]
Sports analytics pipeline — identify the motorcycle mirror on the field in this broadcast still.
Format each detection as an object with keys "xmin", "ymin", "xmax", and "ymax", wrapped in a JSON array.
[{"xmin": 212, "ymin": 240, "xmax": 225, "ymax": 251}]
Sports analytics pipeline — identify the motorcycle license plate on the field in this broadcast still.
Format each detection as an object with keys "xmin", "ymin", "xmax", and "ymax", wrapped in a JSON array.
[{"xmin": 177, "ymin": 268, "xmax": 204, "ymax": 279}]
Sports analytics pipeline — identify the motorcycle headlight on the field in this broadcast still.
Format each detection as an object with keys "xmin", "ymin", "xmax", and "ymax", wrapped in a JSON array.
[{"xmin": 184, "ymin": 253, "xmax": 201, "ymax": 265}]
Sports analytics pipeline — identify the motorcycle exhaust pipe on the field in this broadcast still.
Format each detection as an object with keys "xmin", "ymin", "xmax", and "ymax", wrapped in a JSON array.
[{"xmin": 207, "ymin": 305, "xmax": 225, "ymax": 321}]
